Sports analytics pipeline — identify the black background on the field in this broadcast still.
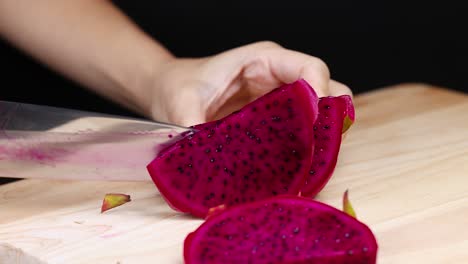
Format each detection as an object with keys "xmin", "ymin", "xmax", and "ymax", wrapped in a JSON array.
[{"xmin": 1, "ymin": 2, "xmax": 467, "ymax": 118}]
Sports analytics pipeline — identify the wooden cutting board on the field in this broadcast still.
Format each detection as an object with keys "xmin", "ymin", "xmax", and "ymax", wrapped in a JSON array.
[{"xmin": 1, "ymin": 84, "xmax": 467, "ymax": 264}]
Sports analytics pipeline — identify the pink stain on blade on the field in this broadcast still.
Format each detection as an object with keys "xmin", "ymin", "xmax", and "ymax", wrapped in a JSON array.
[
  {"xmin": 27, "ymin": 148, "xmax": 56, "ymax": 161},
  {"xmin": 0, "ymin": 144, "xmax": 66, "ymax": 164},
  {"xmin": 0, "ymin": 129, "xmax": 186, "ymax": 180}
]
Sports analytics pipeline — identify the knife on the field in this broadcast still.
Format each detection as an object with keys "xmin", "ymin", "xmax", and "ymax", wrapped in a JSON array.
[{"xmin": 0, "ymin": 100, "xmax": 194, "ymax": 181}]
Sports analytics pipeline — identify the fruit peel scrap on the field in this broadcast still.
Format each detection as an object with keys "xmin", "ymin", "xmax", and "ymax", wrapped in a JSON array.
[
  {"xmin": 101, "ymin": 193, "xmax": 131, "ymax": 213},
  {"xmin": 343, "ymin": 189, "xmax": 357, "ymax": 218},
  {"xmin": 342, "ymin": 115, "xmax": 354, "ymax": 133}
]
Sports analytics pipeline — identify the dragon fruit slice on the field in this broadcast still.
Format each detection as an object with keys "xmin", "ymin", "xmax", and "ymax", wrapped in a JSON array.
[
  {"xmin": 147, "ymin": 79, "xmax": 319, "ymax": 218},
  {"xmin": 184, "ymin": 195, "xmax": 378, "ymax": 264},
  {"xmin": 195, "ymin": 92, "xmax": 355, "ymax": 198},
  {"xmin": 301, "ymin": 95, "xmax": 354, "ymax": 197}
]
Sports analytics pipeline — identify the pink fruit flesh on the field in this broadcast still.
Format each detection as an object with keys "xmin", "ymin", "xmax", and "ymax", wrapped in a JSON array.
[
  {"xmin": 147, "ymin": 79, "xmax": 318, "ymax": 218},
  {"xmin": 184, "ymin": 195, "xmax": 378, "ymax": 264}
]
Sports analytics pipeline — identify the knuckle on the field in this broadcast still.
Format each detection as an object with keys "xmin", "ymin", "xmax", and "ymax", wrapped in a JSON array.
[
  {"xmin": 252, "ymin": 40, "xmax": 282, "ymax": 49},
  {"xmin": 309, "ymin": 58, "xmax": 330, "ymax": 78}
]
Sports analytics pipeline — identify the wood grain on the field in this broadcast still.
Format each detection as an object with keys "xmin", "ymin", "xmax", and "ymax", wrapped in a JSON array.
[{"xmin": 0, "ymin": 83, "xmax": 467, "ymax": 263}]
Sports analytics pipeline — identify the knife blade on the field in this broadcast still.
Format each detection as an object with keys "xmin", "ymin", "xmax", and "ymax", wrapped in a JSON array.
[{"xmin": 0, "ymin": 100, "xmax": 194, "ymax": 181}]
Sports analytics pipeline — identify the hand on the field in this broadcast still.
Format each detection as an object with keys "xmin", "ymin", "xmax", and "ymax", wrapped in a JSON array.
[{"xmin": 150, "ymin": 41, "xmax": 352, "ymax": 126}]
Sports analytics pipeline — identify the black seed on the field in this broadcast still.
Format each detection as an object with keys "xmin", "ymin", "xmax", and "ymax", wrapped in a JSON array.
[
  {"xmin": 266, "ymin": 104, "xmax": 271, "ymax": 110},
  {"xmin": 314, "ymin": 126, "xmax": 318, "ymax": 131},
  {"xmin": 287, "ymin": 98, "xmax": 292, "ymax": 103},
  {"xmin": 243, "ymin": 160, "xmax": 248, "ymax": 165},
  {"xmin": 235, "ymin": 123, "xmax": 240, "ymax": 129},
  {"xmin": 291, "ymin": 149, "xmax": 297, "ymax": 154},
  {"xmin": 309, "ymin": 170, "xmax": 315, "ymax": 175},
  {"xmin": 187, "ymin": 163, "xmax": 192, "ymax": 168},
  {"xmin": 323, "ymin": 125, "xmax": 330, "ymax": 130},
  {"xmin": 177, "ymin": 166, "xmax": 184, "ymax": 173},
  {"xmin": 293, "ymin": 227, "xmax": 300, "ymax": 234},
  {"xmin": 272, "ymin": 191, "xmax": 278, "ymax": 195},
  {"xmin": 273, "ymin": 100, "xmax": 279, "ymax": 106},
  {"xmin": 279, "ymin": 165, "xmax": 285, "ymax": 172},
  {"xmin": 188, "ymin": 143, "xmax": 193, "ymax": 147},
  {"xmin": 325, "ymin": 105, "xmax": 331, "ymax": 109},
  {"xmin": 256, "ymin": 137, "xmax": 262, "ymax": 143},
  {"xmin": 244, "ymin": 175, "xmax": 249, "ymax": 180},
  {"xmin": 224, "ymin": 167, "xmax": 228, "ymax": 172},
  {"xmin": 249, "ymin": 135, "xmax": 255, "ymax": 139},
  {"xmin": 252, "ymin": 107, "xmax": 257, "ymax": 112},
  {"xmin": 186, "ymin": 193, "xmax": 191, "ymax": 199},
  {"xmin": 207, "ymin": 134, "xmax": 212, "ymax": 138},
  {"xmin": 210, "ymin": 158, "xmax": 215, "ymax": 163},
  {"xmin": 215, "ymin": 165, "xmax": 220, "ymax": 170},
  {"xmin": 221, "ymin": 194, "xmax": 226, "ymax": 199},
  {"xmin": 223, "ymin": 180, "xmax": 228, "ymax": 186},
  {"xmin": 289, "ymin": 133, "xmax": 296, "ymax": 140},
  {"xmin": 295, "ymin": 163, "xmax": 302, "ymax": 172},
  {"xmin": 205, "ymin": 148, "xmax": 211, "ymax": 153},
  {"xmin": 261, "ymin": 120, "xmax": 267, "ymax": 125},
  {"xmin": 207, "ymin": 177, "xmax": 213, "ymax": 182}
]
